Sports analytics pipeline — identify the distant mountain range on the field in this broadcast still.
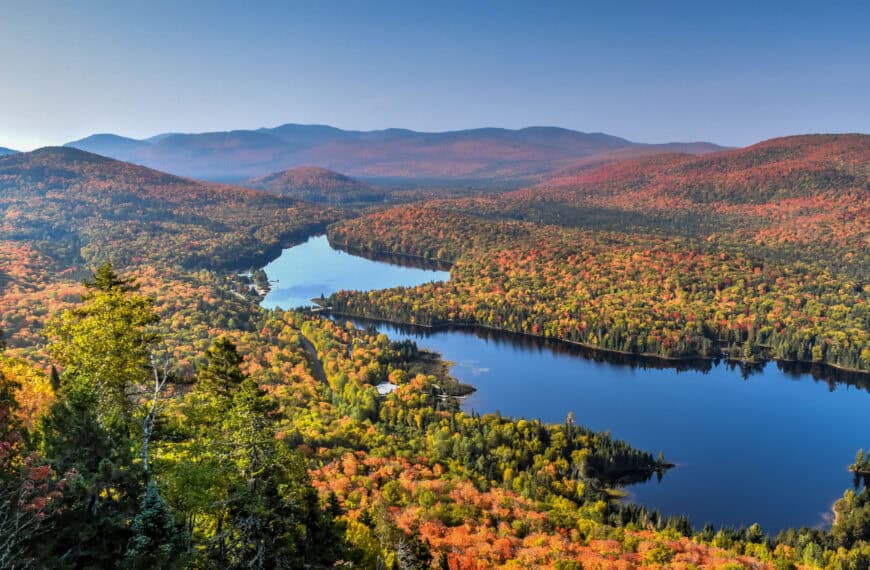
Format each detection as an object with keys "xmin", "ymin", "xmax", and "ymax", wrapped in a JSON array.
[
  {"xmin": 0, "ymin": 147, "xmax": 17, "ymax": 156},
  {"xmin": 64, "ymin": 124, "xmax": 725, "ymax": 182}
]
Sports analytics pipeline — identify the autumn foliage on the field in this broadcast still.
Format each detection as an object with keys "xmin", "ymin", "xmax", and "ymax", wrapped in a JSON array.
[{"xmin": 327, "ymin": 135, "xmax": 869, "ymax": 371}]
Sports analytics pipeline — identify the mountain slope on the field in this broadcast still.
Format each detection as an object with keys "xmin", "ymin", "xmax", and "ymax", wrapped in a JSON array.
[
  {"xmin": 0, "ymin": 147, "xmax": 17, "ymax": 156},
  {"xmin": 65, "ymin": 124, "xmax": 725, "ymax": 182},
  {"xmin": 0, "ymin": 147, "xmax": 340, "ymax": 269},
  {"xmin": 442, "ymin": 134, "xmax": 869, "ymax": 259},
  {"xmin": 245, "ymin": 166, "xmax": 385, "ymax": 205},
  {"xmin": 533, "ymin": 133, "xmax": 869, "ymax": 203}
]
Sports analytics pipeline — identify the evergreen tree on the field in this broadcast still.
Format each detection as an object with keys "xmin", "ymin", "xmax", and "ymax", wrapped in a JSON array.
[
  {"xmin": 0, "ymin": 366, "xmax": 21, "ymax": 473},
  {"xmin": 49, "ymin": 365, "xmax": 61, "ymax": 392},
  {"xmin": 35, "ymin": 266, "xmax": 161, "ymax": 566},
  {"xmin": 48, "ymin": 264, "xmax": 159, "ymax": 427},
  {"xmin": 0, "ymin": 361, "xmax": 31, "ymax": 568},
  {"xmin": 123, "ymin": 482, "xmax": 187, "ymax": 569},
  {"xmin": 86, "ymin": 261, "xmax": 137, "ymax": 293},
  {"xmin": 832, "ymin": 487, "xmax": 870, "ymax": 548},
  {"xmin": 196, "ymin": 336, "xmax": 245, "ymax": 404},
  {"xmin": 190, "ymin": 338, "xmax": 346, "ymax": 569},
  {"xmin": 218, "ymin": 378, "xmax": 308, "ymax": 568},
  {"xmin": 0, "ymin": 335, "xmax": 63, "ymax": 568},
  {"xmin": 36, "ymin": 383, "xmax": 142, "ymax": 567}
]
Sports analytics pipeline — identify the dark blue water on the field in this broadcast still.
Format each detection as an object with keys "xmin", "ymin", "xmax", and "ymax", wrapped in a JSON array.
[{"xmin": 263, "ymin": 238, "xmax": 870, "ymax": 532}]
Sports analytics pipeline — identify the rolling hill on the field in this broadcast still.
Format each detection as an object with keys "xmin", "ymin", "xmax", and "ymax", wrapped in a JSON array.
[
  {"xmin": 245, "ymin": 166, "xmax": 385, "ymax": 205},
  {"xmin": 437, "ymin": 134, "xmax": 869, "ymax": 260},
  {"xmin": 0, "ymin": 147, "xmax": 340, "ymax": 270},
  {"xmin": 0, "ymin": 146, "xmax": 17, "ymax": 156},
  {"xmin": 532, "ymin": 133, "xmax": 870, "ymax": 204},
  {"xmin": 65, "ymin": 124, "xmax": 724, "ymax": 182}
]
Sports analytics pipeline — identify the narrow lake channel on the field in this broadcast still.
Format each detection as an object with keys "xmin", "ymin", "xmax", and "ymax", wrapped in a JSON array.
[{"xmin": 261, "ymin": 235, "xmax": 870, "ymax": 532}]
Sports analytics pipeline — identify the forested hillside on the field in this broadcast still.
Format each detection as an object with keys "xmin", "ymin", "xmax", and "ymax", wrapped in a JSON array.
[
  {"xmin": 0, "ymin": 149, "xmax": 683, "ymax": 567},
  {"xmin": 4, "ymin": 263, "xmax": 868, "ymax": 568},
  {"xmin": 0, "ymin": 147, "xmax": 341, "ymax": 352},
  {"xmin": 0, "ymin": 147, "xmax": 341, "ymax": 269},
  {"xmin": 327, "ymin": 135, "xmax": 869, "ymax": 371},
  {"xmin": 452, "ymin": 134, "xmax": 869, "ymax": 272}
]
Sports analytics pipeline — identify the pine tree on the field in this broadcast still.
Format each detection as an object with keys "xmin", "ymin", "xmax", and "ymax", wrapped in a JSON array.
[
  {"xmin": 49, "ymin": 365, "xmax": 61, "ymax": 392},
  {"xmin": 0, "ymin": 365, "xmax": 29, "ymax": 567},
  {"xmin": 0, "ymin": 366, "xmax": 21, "ymax": 472},
  {"xmin": 195, "ymin": 339, "xmax": 346, "ymax": 568}
]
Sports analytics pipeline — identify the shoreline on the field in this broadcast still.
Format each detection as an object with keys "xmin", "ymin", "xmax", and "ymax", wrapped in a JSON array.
[
  {"xmin": 316, "ymin": 240, "xmax": 868, "ymax": 376},
  {"xmin": 260, "ymin": 235, "xmax": 868, "ymax": 378},
  {"xmin": 325, "ymin": 234, "xmax": 455, "ymax": 271},
  {"xmin": 321, "ymin": 307, "xmax": 870, "ymax": 378}
]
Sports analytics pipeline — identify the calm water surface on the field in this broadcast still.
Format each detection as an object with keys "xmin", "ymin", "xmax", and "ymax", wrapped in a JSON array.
[
  {"xmin": 263, "ymin": 237, "xmax": 870, "ymax": 532},
  {"xmin": 261, "ymin": 235, "xmax": 450, "ymax": 309}
]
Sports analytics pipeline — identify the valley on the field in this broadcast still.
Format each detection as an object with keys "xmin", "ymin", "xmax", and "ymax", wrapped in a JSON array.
[
  {"xmin": 5, "ymin": 3, "xmax": 870, "ymax": 566},
  {"xmin": 0, "ymin": 132, "xmax": 867, "ymax": 568}
]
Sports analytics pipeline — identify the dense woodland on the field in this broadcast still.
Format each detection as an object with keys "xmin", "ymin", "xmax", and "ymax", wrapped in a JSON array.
[
  {"xmin": 327, "ymin": 135, "xmax": 869, "ymax": 372},
  {"xmin": 0, "ymin": 138, "xmax": 868, "ymax": 567},
  {"xmin": 2, "ymin": 262, "xmax": 868, "ymax": 568},
  {"xmin": 328, "ymin": 207, "xmax": 868, "ymax": 371}
]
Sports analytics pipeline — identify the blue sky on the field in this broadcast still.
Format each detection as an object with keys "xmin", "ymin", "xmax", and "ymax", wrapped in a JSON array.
[{"xmin": 1, "ymin": 0, "xmax": 868, "ymax": 150}]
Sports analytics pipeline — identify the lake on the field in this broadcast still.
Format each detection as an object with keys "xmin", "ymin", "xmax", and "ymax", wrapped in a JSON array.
[
  {"xmin": 262, "ymin": 235, "xmax": 870, "ymax": 532},
  {"xmin": 260, "ymin": 235, "xmax": 450, "ymax": 309}
]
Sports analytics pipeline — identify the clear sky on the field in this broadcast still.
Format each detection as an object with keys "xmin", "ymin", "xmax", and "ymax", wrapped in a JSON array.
[{"xmin": 1, "ymin": 0, "xmax": 868, "ymax": 150}]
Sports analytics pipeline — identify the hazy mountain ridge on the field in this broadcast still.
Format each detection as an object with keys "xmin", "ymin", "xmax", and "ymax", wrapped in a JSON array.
[
  {"xmin": 65, "ymin": 123, "xmax": 725, "ymax": 182},
  {"xmin": 0, "ymin": 146, "xmax": 17, "ymax": 156}
]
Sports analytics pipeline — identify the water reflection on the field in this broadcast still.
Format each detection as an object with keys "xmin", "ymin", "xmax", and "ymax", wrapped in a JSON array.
[{"xmin": 340, "ymin": 314, "xmax": 866, "ymax": 390}]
